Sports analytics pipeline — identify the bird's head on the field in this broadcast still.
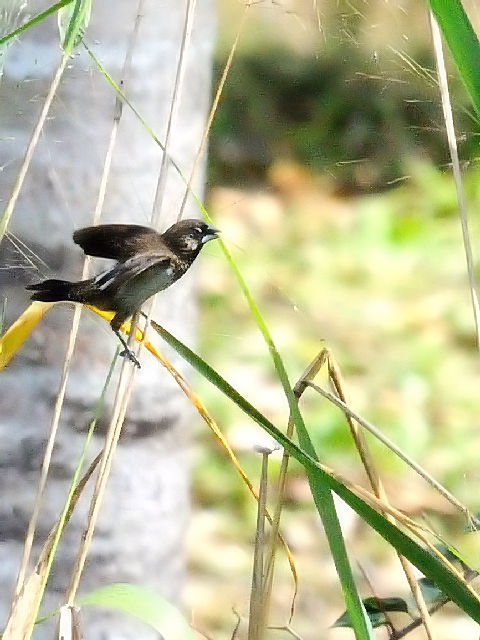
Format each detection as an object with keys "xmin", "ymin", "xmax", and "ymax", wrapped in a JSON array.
[{"xmin": 162, "ymin": 219, "xmax": 220, "ymax": 257}]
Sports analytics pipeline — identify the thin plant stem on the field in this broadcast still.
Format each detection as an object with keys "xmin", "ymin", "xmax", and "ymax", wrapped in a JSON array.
[
  {"xmin": 177, "ymin": 2, "xmax": 251, "ymax": 220},
  {"xmin": 11, "ymin": 283, "xmax": 83, "ymax": 600},
  {"xmin": 327, "ymin": 354, "xmax": 434, "ymax": 639},
  {"xmin": 43, "ymin": 5, "xmax": 146, "ymax": 610},
  {"xmin": 248, "ymin": 449, "xmax": 270, "ymax": 640},
  {"xmin": 3, "ymin": 354, "xmax": 116, "ymax": 640},
  {"xmin": 153, "ymin": 0, "xmax": 197, "ymax": 226},
  {"xmin": 138, "ymin": 0, "xmax": 197, "ymax": 365},
  {"xmin": 58, "ymin": 0, "xmax": 145, "ymax": 602},
  {"xmin": 65, "ymin": 319, "xmax": 139, "ymax": 603},
  {"xmin": 12, "ymin": 0, "xmax": 144, "ymax": 609},
  {"xmin": 0, "ymin": 53, "xmax": 68, "ymax": 242},
  {"xmin": 306, "ymin": 381, "xmax": 479, "ymax": 526}
]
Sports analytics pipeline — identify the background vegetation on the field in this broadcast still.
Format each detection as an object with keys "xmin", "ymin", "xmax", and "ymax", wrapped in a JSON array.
[{"xmin": 188, "ymin": 0, "xmax": 480, "ymax": 637}]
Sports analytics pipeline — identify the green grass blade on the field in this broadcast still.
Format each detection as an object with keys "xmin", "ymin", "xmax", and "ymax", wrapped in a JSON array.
[
  {"xmin": 316, "ymin": 486, "xmax": 374, "ymax": 636},
  {"xmin": 58, "ymin": 0, "xmax": 91, "ymax": 53},
  {"xmin": 0, "ymin": 0, "xmax": 74, "ymax": 47},
  {"xmin": 429, "ymin": 0, "xmax": 480, "ymax": 118},
  {"xmin": 79, "ymin": 583, "xmax": 195, "ymax": 640},
  {"xmin": 149, "ymin": 320, "xmax": 480, "ymax": 623},
  {"xmin": 84, "ymin": 44, "xmax": 169, "ymax": 155}
]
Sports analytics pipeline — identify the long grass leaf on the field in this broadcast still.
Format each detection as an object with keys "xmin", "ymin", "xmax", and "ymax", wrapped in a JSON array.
[
  {"xmin": 0, "ymin": 0, "xmax": 74, "ymax": 47},
  {"xmin": 58, "ymin": 0, "xmax": 91, "ymax": 53},
  {"xmin": 428, "ymin": 9, "xmax": 480, "ymax": 356},
  {"xmin": 78, "ymin": 584, "xmax": 195, "ymax": 640},
  {"xmin": 428, "ymin": 0, "xmax": 480, "ymax": 118},
  {"xmin": 70, "ymin": 47, "xmax": 372, "ymax": 626},
  {"xmin": 141, "ymin": 318, "xmax": 480, "ymax": 622}
]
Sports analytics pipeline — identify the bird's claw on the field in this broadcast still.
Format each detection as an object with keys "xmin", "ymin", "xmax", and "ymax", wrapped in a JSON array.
[{"xmin": 119, "ymin": 348, "xmax": 141, "ymax": 369}]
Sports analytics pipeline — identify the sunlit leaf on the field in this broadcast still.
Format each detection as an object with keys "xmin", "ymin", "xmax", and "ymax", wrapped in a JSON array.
[
  {"xmin": 58, "ymin": 0, "xmax": 91, "ymax": 53},
  {"xmin": 78, "ymin": 584, "xmax": 195, "ymax": 640}
]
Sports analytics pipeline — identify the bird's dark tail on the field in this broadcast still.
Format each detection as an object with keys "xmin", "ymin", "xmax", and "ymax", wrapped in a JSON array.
[{"xmin": 26, "ymin": 279, "xmax": 85, "ymax": 303}]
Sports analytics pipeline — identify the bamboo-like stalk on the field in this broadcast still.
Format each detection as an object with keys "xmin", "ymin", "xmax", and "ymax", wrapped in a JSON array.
[
  {"xmin": 262, "ymin": 351, "xmax": 329, "ymax": 630},
  {"xmin": 61, "ymin": 0, "xmax": 147, "ymax": 602},
  {"xmin": 3, "ymin": 361, "xmax": 114, "ymax": 640},
  {"xmin": 8, "ymin": 47, "xmax": 79, "ymax": 608},
  {"xmin": 10, "ymin": 1, "xmax": 146, "ymax": 617}
]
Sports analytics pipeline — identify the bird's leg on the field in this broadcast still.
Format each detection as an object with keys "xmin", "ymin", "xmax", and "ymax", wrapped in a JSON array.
[
  {"xmin": 114, "ymin": 330, "xmax": 141, "ymax": 368},
  {"xmin": 110, "ymin": 314, "xmax": 141, "ymax": 369}
]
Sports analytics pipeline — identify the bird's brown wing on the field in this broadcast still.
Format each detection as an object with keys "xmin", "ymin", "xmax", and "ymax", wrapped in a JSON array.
[{"xmin": 73, "ymin": 224, "xmax": 159, "ymax": 260}]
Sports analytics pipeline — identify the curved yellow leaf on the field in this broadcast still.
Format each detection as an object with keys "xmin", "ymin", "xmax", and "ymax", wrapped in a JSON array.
[
  {"xmin": 0, "ymin": 301, "xmax": 53, "ymax": 370},
  {"xmin": 0, "ymin": 303, "xmax": 152, "ymax": 371}
]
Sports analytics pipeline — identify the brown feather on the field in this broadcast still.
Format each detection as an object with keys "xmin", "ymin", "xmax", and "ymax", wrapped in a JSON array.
[{"xmin": 73, "ymin": 224, "xmax": 159, "ymax": 260}]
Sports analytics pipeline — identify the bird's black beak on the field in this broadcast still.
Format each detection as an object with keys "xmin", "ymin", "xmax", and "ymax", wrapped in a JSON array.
[{"xmin": 201, "ymin": 225, "xmax": 220, "ymax": 244}]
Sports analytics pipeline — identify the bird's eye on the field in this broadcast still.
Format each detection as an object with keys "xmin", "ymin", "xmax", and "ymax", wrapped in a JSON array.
[
  {"xmin": 194, "ymin": 226, "xmax": 203, "ymax": 234},
  {"xmin": 183, "ymin": 234, "xmax": 199, "ymax": 250}
]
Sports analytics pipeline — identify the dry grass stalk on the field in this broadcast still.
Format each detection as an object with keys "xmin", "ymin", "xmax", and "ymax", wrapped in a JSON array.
[
  {"xmin": 178, "ymin": 1, "xmax": 252, "ymax": 220},
  {"xmin": 9, "ymin": 0, "xmax": 147, "ymax": 630},
  {"xmin": 248, "ymin": 450, "xmax": 271, "ymax": 640},
  {"xmin": 306, "ymin": 381, "xmax": 478, "ymax": 525}
]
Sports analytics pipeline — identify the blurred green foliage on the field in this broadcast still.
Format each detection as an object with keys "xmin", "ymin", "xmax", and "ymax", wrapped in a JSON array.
[
  {"xmin": 198, "ymin": 162, "xmax": 480, "ymax": 512},
  {"xmin": 209, "ymin": 46, "xmax": 480, "ymax": 192},
  {"xmin": 192, "ymin": 2, "xmax": 480, "ymax": 634}
]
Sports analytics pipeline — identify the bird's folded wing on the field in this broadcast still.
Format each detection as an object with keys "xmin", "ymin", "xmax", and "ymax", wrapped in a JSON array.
[
  {"xmin": 73, "ymin": 224, "xmax": 158, "ymax": 260},
  {"xmin": 93, "ymin": 252, "xmax": 173, "ymax": 293}
]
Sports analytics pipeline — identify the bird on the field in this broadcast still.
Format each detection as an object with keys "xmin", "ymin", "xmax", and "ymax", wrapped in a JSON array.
[{"xmin": 27, "ymin": 219, "xmax": 220, "ymax": 367}]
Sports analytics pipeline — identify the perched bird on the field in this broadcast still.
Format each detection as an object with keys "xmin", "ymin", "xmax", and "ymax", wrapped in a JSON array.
[{"xmin": 27, "ymin": 219, "xmax": 219, "ymax": 367}]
